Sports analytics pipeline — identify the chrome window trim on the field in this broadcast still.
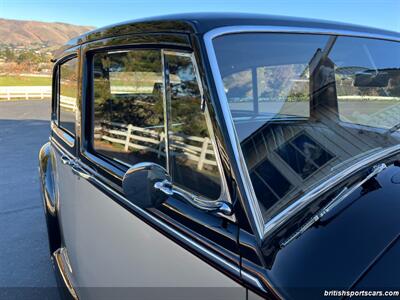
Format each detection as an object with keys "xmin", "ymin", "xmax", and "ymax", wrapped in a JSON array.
[
  {"xmin": 203, "ymin": 25, "xmax": 400, "ymax": 240},
  {"xmin": 52, "ymin": 53, "xmax": 79, "ymax": 148},
  {"xmin": 163, "ymin": 49, "xmax": 234, "ymax": 219},
  {"xmin": 58, "ymin": 55, "xmax": 79, "ymax": 139},
  {"xmin": 264, "ymin": 144, "xmax": 400, "ymax": 236},
  {"xmin": 161, "ymin": 49, "xmax": 170, "ymax": 173},
  {"xmin": 204, "ymin": 27, "xmax": 265, "ymax": 239},
  {"xmin": 84, "ymin": 47, "xmax": 234, "ymax": 219},
  {"xmin": 204, "ymin": 25, "xmax": 400, "ymax": 43}
]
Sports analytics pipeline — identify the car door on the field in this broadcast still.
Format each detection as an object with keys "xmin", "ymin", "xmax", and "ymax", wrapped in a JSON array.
[
  {"xmin": 48, "ymin": 44, "xmax": 81, "ymax": 284},
  {"xmin": 56, "ymin": 34, "xmax": 246, "ymax": 300},
  {"xmin": 48, "ymin": 47, "xmax": 83, "ymax": 295}
]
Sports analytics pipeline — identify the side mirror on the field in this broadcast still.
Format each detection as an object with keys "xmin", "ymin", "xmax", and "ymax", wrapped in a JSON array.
[{"xmin": 122, "ymin": 162, "xmax": 171, "ymax": 209}]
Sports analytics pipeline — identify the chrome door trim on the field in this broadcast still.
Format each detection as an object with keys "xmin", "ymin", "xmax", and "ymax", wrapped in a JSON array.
[
  {"xmin": 241, "ymin": 272, "xmax": 267, "ymax": 293},
  {"xmin": 51, "ymin": 137, "xmax": 79, "ymax": 165},
  {"xmin": 71, "ymin": 164, "xmax": 92, "ymax": 180},
  {"xmin": 75, "ymin": 157, "xmax": 242, "ymax": 278},
  {"xmin": 51, "ymin": 121, "xmax": 75, "ymax": 147},
  {"xmin": 53, "ymin": 248, "xmax": 78, "ymax": 300},
  {"xmin": 203, "ymin": 25, "xmax": 400, "ymax": 241}
]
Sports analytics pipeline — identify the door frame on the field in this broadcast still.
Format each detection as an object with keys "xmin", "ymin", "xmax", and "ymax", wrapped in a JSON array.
[
  {"xmin": 51, "ymin": 46, "xmax": 80, "ymax": 154},
  {"xmin": 73, "ymin": 32, "xmax": 246, "ymax": 287}
]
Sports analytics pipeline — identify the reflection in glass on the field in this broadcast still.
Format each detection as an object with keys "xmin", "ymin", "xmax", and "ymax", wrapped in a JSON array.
[
  {"xmin": 332, "ymin": 37, "xmax": 400, "ymax": 129},
  {"xmin": 250, "ymin": 159, "xmax": 293, "ymax": 212},
  {"xmin": 214, "ymin": 33, "xmax": 400, "ymax": 220},
  {"xmin": 277, "ymin": 133, "xmax": 333, "ymax": 179},
  {"xmin": 166, "ymin": 54, "xmax": 221, "ymax": 199},
  {"xmin": 59, "ymin": 58, "xmax": 78, "ymax": 135},
  {"xmin": 92, "ymin": 50, "xmax": 166, "ymax": 167}
]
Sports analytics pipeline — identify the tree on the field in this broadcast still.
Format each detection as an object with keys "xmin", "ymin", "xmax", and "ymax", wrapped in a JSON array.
[{"xmin": 4, "ymin": 48, "xmax": 15, "ymax": 62}]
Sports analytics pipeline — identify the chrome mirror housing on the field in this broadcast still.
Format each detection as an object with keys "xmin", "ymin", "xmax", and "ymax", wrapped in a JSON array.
[{"xmin": 122, "ymin": 162, "xmax": 171, "ymax": 208}]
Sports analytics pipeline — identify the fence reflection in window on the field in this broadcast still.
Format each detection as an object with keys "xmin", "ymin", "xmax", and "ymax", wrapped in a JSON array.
[{"xmin": 92, "ymin": 49, "xmax": 166, "ymax": 167}]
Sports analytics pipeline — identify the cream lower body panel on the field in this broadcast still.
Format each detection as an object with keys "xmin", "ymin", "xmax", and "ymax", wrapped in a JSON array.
[{"xmin": 55, "ymin": 157, "xmax": 244, "ymax": 299}]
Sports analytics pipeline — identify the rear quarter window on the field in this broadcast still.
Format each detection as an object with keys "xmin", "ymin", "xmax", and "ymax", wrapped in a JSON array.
[{"xmin": 59, "ymin": 57, "xmax": 78, "ymax": 136}]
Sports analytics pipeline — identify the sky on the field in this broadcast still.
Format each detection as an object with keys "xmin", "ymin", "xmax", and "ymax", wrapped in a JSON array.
[{"xmin": 1, "ymin": 0, "xmax": 399, "ymax": 32}]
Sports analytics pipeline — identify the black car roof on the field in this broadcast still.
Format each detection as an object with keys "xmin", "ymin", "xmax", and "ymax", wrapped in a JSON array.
[{"xmin": 65, "ymin": 12, "xmax": 400, "ymax": 48}]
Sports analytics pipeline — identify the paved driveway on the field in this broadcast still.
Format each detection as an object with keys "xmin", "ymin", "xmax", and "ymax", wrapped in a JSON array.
[{"xmin": 0, "ymin": 100, "xmax": 60, "ymax": 299}]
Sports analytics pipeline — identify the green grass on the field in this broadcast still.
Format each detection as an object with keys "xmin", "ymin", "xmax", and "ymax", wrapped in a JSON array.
[
  {"xmin": 0, "ymin": 75, "xmax": 79, "ymax": 99},
  {"xmin": 0, "ymin": 75, "xmax": 51, "ymax": 86}
]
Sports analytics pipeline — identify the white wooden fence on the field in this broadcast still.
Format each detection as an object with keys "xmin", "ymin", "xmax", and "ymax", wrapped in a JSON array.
[
  {"xmin": 95, "ymin": 121, "xmax": 217, "ymax": 170},
  {"xmin": 59, "ymin": 95, "xmax": 77, "ymax": 112},
  {"xmin": 0, "ymin": 86, "xmax": 51, "ymax": 100},
  {"xmin": 0, "ymin": 86, "xmax": 76, "ymax": 112}
]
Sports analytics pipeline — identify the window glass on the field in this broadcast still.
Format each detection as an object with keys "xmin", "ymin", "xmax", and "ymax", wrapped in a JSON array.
[
  {"xmin": 276, "ymin": 133, "xmax": 334, "ymax": 179},
  {"xmin": 223, "ymin": 65, "xmax": 310, "ymax": 119},
  {"xmin": 92, "ymin": 50, "xmax": 165, "ymax": 167},
  {"xmin": 213, "ymin": 33, "xmax": 400, "ymax": 221},
  {"xmin": 256, "ymin": 65, "xmax": 310, "ymax": 118},
  {"xmin": 332, "ymin": 37, "xmax": 400, "ymax": 128},
  {"xmin": 166, "ymin": 54, "xmax": 221, "ymax": 199},
  {"xmin": 223, "ymin": 69, "xmax": 253, "ymax": 111},
  {"xmin": 59, "ymin": 58, "xmax": 78, "ymax": 135}
]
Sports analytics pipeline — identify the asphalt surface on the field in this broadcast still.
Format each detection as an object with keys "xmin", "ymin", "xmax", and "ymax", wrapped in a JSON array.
[{"xmin": 0, "ymin": 100, "xmax": 60, "ymax": 299}]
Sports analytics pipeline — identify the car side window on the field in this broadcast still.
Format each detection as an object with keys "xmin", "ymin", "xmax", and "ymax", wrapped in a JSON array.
[
  {"xmin": 90, "ymin": 49, "xmax": 222, "ymax": 200},
  {"xmin": 92, "ymin": 49, "xmax": 166, "ymax": 168},
  {"xmin": 165, "ymin": 53, "xmax": 221, "ymax": 200},
  {"xmin": 58, "ymin": 57, "xmax": 78, "ymax": 136}
]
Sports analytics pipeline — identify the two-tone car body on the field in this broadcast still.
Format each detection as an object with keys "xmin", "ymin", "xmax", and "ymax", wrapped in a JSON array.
[{"xmin": 39, "ymin": 13, "xmax": 400, "ymax": 299}]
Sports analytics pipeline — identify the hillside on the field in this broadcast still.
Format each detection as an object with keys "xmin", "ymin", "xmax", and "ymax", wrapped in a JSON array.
[{"xmin": 0, "ymin": 18, "xmax": 95, "ymax": 47}]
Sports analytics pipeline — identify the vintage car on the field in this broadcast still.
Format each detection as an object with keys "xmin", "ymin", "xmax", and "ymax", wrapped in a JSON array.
[{"xmin": 39, "ymin": 13, "xmax": 400, "ymax": 299}]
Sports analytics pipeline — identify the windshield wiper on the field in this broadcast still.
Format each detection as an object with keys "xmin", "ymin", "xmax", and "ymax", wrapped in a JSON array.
[
  {"xmin": 280, "ymin": 163, "xmax": 387, "ymax": 248},
  {"xmin": 386, "ymin": 122, "xmax": 400, "ymax": 135}
]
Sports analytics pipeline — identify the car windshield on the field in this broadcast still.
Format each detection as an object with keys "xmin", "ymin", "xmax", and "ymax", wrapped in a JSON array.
[{"xmin": 212, "ymin": 32, "xmax": 400, "ymax": 222}]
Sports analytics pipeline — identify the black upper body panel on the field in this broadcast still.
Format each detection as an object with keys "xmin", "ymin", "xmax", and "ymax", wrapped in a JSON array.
[
  {"xmin": 259, "ymin": 157, "xmax": 400, "ymax": 299},
  {"xmin": 61, "ymin": 13, "xmax": 400, "ymax": 52}
]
